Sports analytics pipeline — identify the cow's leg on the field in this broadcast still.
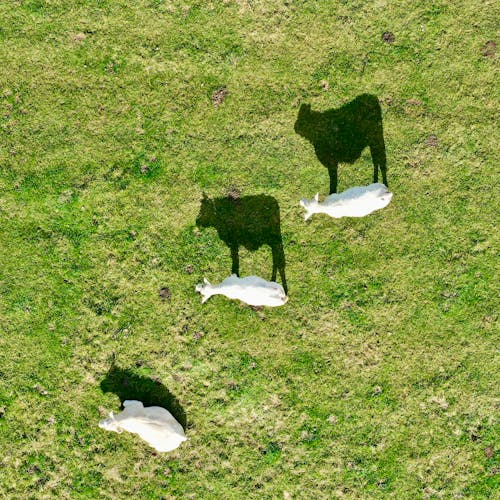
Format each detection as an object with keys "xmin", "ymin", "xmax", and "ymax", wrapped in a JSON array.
[
  {"xmin": 316, "ymin": 149, "xmax": 338, "ymax": 194},
  {"xmin": 271, "ymin": 249, "xmax": 277, "ymax": 282},
  {"xmin": 279, "ymin": 265, "xmax": 288, "ymax": 294},
  {"xmin": 230, "ymin": 245, "xmax": 239, "ymax": 276},
  {"xmin": 328, "ymin": 161, "xmax": 338, "ymax": 194},
  {"xmin": 370, "ymin": 138, "xmax": 387, "ymax": 186},
  {"xmin": 271, "ymin": 243, "xmax": 282, "ymax": 281},
  {"xmin": 381, "ymin": 159, "xmax": 388, "ymax": 186},
  {"xmin": 271, "ymin": 243, "xmax": 287, "ymax": 293}
]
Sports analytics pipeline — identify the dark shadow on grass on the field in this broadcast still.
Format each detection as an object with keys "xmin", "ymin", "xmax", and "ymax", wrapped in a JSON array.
[
  {"xmin": 100, "ymin": 365, "xmax": 187, "ymax": 430},
  {"xmin": 294, "ymin": 93, "xmax": 387, "ymax": 194},
  {"xmin": 196, "ymin": 192, "xmax": 287, "ymax": 293}
]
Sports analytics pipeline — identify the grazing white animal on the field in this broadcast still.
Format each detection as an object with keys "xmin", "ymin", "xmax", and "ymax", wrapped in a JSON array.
[
  {"xmin": 300, "ymin": 183, "xmax": 392, "ymax": 220},
  {"xmin": 196, "ymin": 274, "xmax": 288, "ymax": 307},
  {"xmin": 99, "ymin": 400, "xmax": 187, "ymax": 452}
]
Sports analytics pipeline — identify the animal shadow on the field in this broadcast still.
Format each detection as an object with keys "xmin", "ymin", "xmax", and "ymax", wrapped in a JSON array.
[
  {"xmin": 100, "ymin": 365, "xmax": 187, "ymax": 430},
  {"xmin": 196, "ymin": 193, "xmax": 287, "ymax": 293},
  {"xmin": 294, "ymin": 93, "xmax": 387, "ymax": 194}
]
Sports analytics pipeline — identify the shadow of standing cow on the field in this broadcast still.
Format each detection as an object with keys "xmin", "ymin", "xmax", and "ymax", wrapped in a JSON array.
[
  {"xmin": 196, "ymin": 193, "xmax": 287, "ymax": 293},
  {"xmin": 294, "ymin": 94, "xmax": 388, "ymax": 194}
]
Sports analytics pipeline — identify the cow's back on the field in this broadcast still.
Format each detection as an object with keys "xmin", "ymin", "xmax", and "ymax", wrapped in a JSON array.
[
  {"xmin": 320, "ymin": 94, "xmax": 382, "ymax": 163},
  {"xmin": 214, "ymin": 195, "xmax": 281, "ymax": 250}
]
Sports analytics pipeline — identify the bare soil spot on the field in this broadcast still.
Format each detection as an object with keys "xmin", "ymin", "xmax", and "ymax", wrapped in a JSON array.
[
  {"xmin": 382, "ymin": 31, "xmax": 395, "ymax": 43},
  {"xmin": 484, "ymin": 446, "xmax": 494, "ymax": 458},
  {"xmin": 327, "ymin": 415, "xmax": 338, "ymax": 425},
  {"xmin": 227, "ymin": 186, "xmax": 241, "ymax": 200},
  {"xmin": 34, "ymin": 384, "xmax": 48, "ymax": 396},
  {"xmin": 425, "ymin": 134, "xmax": 439, "ymax": 147},
  {"xmin": 185, "ymin": 265, "xmax": 194, "ymax": 274},
  {"xmin": 481, "ymin": 40, "xmax": 496, "ymax": 57},
  {"xmin": 379, "ymin": 96, "xmax": 394, "ymax": 106},
  {"xmin": 406, "ymin": 98, "xmax": 422, "ymax": 106},
  {"xmin": 26, "ymin": 465, "xmax": 41, "ymax": 475},
  {"xmin": 72, "ymin": 32, "xmax": 86, "ymax": 42},
  {"xmin": 159, "ymin": 287, "xmax": 171, "ymax": 300},
  {"xmin": 211, "ymin": 87, "xmax": 228, "ymax": 107},
  {"xmin": 429, "ymin": 395, "xmax": 448, "ymax": 409}
]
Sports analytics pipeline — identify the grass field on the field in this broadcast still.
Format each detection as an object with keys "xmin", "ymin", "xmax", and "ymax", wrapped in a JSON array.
[{"xmin": 0, "ymin": 0, "xmax": 498, "ymax": 498}]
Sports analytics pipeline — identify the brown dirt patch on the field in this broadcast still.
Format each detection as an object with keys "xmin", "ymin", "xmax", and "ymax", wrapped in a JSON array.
[
  {"xmin": 227, "ymin": 186, "xmax": 241, "ymax": 200},
  {"xmin": 211, "ymin": 87, "xmax": 228, "ymax": 107},
  {"xmin": 379, "ymin": 96, "xmax": 394, "ymax": 106},
  {"xmin": 72, "ymin": 32, "xmax": 87, "ymax": 42},
  {"xmin": 34, "ymin": 384, "xmax": 48, "ymax": 396},
  {"xmin": 382, "ymin": 31, "xmax": 395, "ymax": 43},
  {"xmin": 250, "ymin": 305, "xmax": 267, "ymax": 320},
  {"xmin": 159, "ymin": 287, "xmax": 171, "ymax": 300},
  {"xmin": 405, "ymin": 158, "xmax": 422, "ymax": 169},
  {"xmin": 406, "ymin": 98, "xmax": 422, "ymax": 106},
  {"xmin": 425, "ymin": 134, "xmax": 438, "ymax": 147},
  {"xmin": 481, "ymin": 40, "xmax": 496, "ymax": 57}
]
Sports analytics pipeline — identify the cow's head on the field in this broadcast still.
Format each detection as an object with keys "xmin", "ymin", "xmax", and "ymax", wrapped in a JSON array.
[
  {"xmin": 99, "ymin": 413, "xmax": 122, "ymax": 433},
  {"xmin": 196, "ymin": 193, "xmax": 216, "ymax": 228},
  {"xmin": 294, "ymin": 103, "xmax": 313, "ymax": 140},
  {"xmin": 300, "ymin": 193, "xmax": 320, "ymax": 221}
]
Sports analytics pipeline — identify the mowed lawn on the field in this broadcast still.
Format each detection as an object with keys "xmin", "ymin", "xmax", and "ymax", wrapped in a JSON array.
[{"xmin": 0, "ymin": 1, "xmax": 498, "ymax": 498}]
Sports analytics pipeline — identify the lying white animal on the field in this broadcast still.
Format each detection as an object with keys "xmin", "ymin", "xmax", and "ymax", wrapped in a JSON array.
[
  {"xmin": 196, "ymin": 274, "xmax": 288, "ymax": 307},
  {"xmin": 99, "ymin": 400, "xmax": 187, "ymax": 452},
  {"xmin": 300, "ymin": 183, "xmax": 393, "ymax": 220}
]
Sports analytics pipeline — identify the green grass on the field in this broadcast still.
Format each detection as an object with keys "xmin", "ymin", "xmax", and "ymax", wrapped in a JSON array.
[{"xmin": 0, "ymin": 0, "xmax": 498, "ymax": 497}]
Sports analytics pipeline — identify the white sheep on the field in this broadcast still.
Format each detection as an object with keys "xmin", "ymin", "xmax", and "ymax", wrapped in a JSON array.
[
  {"xmin": 196, "ymin": 274, "xmax": 288, "ymax": 307},
  {"xmin": 99, "ymin": 400, "xmax": 187, "ymax": 452},
  {"xmin": 300, "ymin": 183, "xmax": 393, "ymax": 220}
]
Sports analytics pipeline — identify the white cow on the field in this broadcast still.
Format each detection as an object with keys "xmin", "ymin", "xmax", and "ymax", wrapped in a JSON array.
[
  {"xmin": 196, "ymin": 274, "xmax": 288, "ymax": 307},
  {"xmin": 300, "ymin": 183, "xmax": 393, "ymax": 220},
  {"xmin": 99, "ymin": 400, "xmax": 187, "ymax": 452}
]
